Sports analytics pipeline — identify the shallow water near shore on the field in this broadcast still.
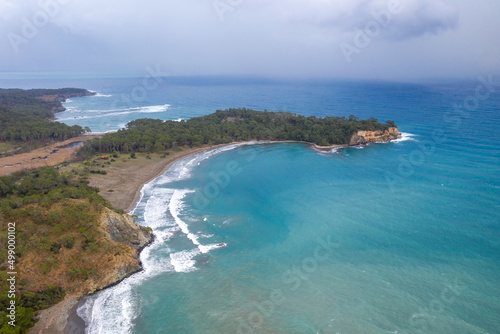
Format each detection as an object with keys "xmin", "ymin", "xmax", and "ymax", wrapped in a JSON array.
[
  {"xmin": 78, "ymin": 137, "xmax": 499, "ymax": 333},
  {"xmin": 1, "ymin": 76, "xmax": 499, "ymax": 333}
]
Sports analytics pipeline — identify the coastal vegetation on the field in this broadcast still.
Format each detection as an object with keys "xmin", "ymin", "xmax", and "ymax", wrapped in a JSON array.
[
  {"xmin": 80, "ymin": 108, "xmax": 396, "ymax": 155},
  {"xmin": 0, "ymin": 88, "xmax": 92, "ymax": 155},
  {"xmin": 0, "ymin": 166, "xmax": 119, "ymax": 333}
]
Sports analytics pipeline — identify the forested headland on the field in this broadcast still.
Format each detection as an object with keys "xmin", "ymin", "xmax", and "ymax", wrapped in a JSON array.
[
  {"xmin": 81, "ymin": 108, "xmax": 397, "ymax": 155},
  {"xmin": 0, "ymin": 88, "xmax": 94, "ymax": 155}
]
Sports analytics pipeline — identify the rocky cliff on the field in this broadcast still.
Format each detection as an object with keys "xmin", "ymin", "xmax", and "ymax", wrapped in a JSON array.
[
  {"xmin": 37, "ymin": 91, "xmax": 96, "ymax": 103},
  {"xmin": 81, "ymin": 207, "xmax": 153, "ymax": 295},
  {"xmin": 349, "ymin": 127, "xmax": 400, "ymax": 146},
  {"xmin": 25, "ymin": 206, "xmax": 153, "ymax": 334},
  {"xmin": 19, "ymin": 205, "xmax": 153, "ymax": 297},
  {"xmin": 37, "ymin": 90, "xmax": 96, "ymax": 113},
  {"xmin": 99, "ymin": 207, "xmax": 152, "ymax": 251}
]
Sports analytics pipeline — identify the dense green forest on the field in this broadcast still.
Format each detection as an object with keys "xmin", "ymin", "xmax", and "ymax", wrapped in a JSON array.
[
  {"xmin": 0, "ymin": 88, "xmax": 91, "ymax": 152},
  {"xmin": 80, "ymin": 108, "xmax": 396, "ymax": 154},
  {"xmin": 0, "ymin": 167, "xmax": 114, "ymax": 333}
]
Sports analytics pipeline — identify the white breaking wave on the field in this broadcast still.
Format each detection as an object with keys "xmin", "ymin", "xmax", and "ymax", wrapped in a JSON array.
[
  {"xmin": 187, "ymin": 142, "xmax": 255, "ymax": 168},
  {"xmin": 79, "ymin": 185, "xmax": 179, "ymax": 334},
  {"xmin": 128, "ymin": 179, "xmax": 155, "ymax": 215},
  {"xmin": 88, "ymin": 90, "xmax": 112, "ymax": 97},
  {"xmin": 169, "ymin": 188, "xmax": 228, "ymax": 256},
  {"xmin": 159, "ymin": 144, "xmax": 248, "ymax": 183},
  {"xmin": 144, "ymin": 188, "xmax": 177, "ymax": 229},
  {"xmin": 393, "ymin": 132, "xmax": 417, "ymax": 143},
  {"xmin": 78, "ymin": 280, "xmax": 137, "ymax": 334},
  {"xmin": 312, "ymin": 146, "xmax": 342, "ymax": 156},
  {"xmin": 169, "ymin": 189, "xmax": 207, "ymax": 253},
  {"xmin": 56, "ymin": 104, "xmax": 170, "ymax": 121},
  {"xmin": 80, "ymin": 143, "xmax": 245, "ymax": 333},
  {"xmin": 78, "ymin": 241, "xmax": 176, "ymax": 334},
  {"xmin": 169, "ymin": 249, "xmax": 200, "ymax": 272},
  {"xmin": 133, "ymin": 104, "xmax": 168, "ymax": 113}
]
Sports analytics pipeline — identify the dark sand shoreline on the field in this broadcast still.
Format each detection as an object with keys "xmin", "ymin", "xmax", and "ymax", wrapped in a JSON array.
[{"xmin": 64, "ymin": 302, "xmax": 85, "ymax": 334}]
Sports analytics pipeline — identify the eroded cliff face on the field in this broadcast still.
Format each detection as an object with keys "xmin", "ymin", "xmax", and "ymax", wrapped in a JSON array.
[
  {"xmin": 99, "ymin": 207, "xmax": 152, "ymax": 252},
  {"xmin": 349, "ymin": 127, "xmax": 400, "ymax": 146},
  {"xmin": 82, "ymin": 207, "xmax": 153, "ymax": 295},
  {"xmin": 25, "ymin": 206, "xmax": 153, "ymax": 334},
  {"xmin": 19, "ymin": 206, "xmax": 153, "ymax": 297}
]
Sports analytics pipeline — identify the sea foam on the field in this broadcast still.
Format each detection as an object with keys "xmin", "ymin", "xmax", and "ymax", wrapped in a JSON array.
[
  {"xmin": 79, "ymin": 145, "xmax": 237, "ymax": 333},
  {"xmin": 393, "ymin": 132, "xmax": 417, "ymax": 143},
  {"xmin": 55, "ymin": 104, "xmax": 170, "ymax": 121},
  {"xmin": 170, "ymin": 249, "xmax": 200, "ymax": 272}
]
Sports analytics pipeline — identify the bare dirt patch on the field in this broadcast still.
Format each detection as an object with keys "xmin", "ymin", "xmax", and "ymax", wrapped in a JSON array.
[{"xmin": 0, "ymin": 134, "xmax": 102, "ymax": 176}]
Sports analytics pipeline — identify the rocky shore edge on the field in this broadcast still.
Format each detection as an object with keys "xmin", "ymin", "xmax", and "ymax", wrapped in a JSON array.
[
  {"xmin": 27, "ymin": 208, "xmax": 154, "ymax": 334},
  {"xmin": 37, "ymin": 90, "xmax": 96, "ymax": 113},
  {"xmin": 311, "ymin": 127, "xmax": 401, "ymax": 151}
]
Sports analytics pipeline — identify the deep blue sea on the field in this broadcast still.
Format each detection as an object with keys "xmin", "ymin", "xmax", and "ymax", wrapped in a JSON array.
[{"xmin": 1, "ymin": 75, "xmax": 499, "ymax": 333}]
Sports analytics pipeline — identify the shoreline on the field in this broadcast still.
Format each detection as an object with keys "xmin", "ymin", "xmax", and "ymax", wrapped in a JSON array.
[
  {"xmin": 61, "ymin": 144, "xmax": 234, "ymax": 334},
  {"xmin": 49, "ymin": 137, "xmax": 400, "ymax": 333},
  {"xmin": 88, "ymin": 140, "xmax": 300, "ymax": 213},
  {"xmin": 27, "ymin": 295, "xmax": 81, "ymax": 334},
  {"xmin": 125, "ymin": 143, "xmax": 239, "ymax": 212},
  {"xmin": 124, "ymin": 140, "xmax": 347, "ymax": 213},
  {"xmin": 123, "ymin": 138, "xmax": 397, "ymax": 212}
]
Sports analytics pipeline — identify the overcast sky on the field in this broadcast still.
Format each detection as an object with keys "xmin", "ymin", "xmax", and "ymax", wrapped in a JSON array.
[{"xmin": 1, "ymin": 0, "xmax": 499, "ymax": 80}]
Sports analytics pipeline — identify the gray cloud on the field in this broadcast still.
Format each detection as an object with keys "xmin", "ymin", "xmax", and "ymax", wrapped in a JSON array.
[
  {"xmin": 0, "ymin": 0, "xmax": 498, "ymax": 80},
  {"xmin": 282, "ymin": 0, "xmax": 459, "ymax": 40}
]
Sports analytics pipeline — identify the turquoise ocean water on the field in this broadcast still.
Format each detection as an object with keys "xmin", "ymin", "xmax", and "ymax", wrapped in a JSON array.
[{"xmin": 1, "ymin": 76, "xmax": 499, "ymax": 333}]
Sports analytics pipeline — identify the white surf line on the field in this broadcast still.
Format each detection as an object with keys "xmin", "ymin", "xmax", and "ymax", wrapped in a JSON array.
[
  {"xmin": 80, "ymin": 185, "xmax": 181, "ymax": 334},
  {"xmin": 56, "ymin": 105, "xmax": 170, "ymax": 121},
  {"xmin": 392, "ymin": 132, "xmax": 417, "ymax": 143},
  {"xmin": 169, "ymin": 249, "xmax": 200, "ymax": 272},
  {"xmin": 169, "ymin": 189, "xmax": 210, "ymax": 252}
]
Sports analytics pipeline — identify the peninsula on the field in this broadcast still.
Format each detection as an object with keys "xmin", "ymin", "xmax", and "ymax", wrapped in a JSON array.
[{"xmin": 0, "ymin": 88, "xmax": 95, "ymax": 156}]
